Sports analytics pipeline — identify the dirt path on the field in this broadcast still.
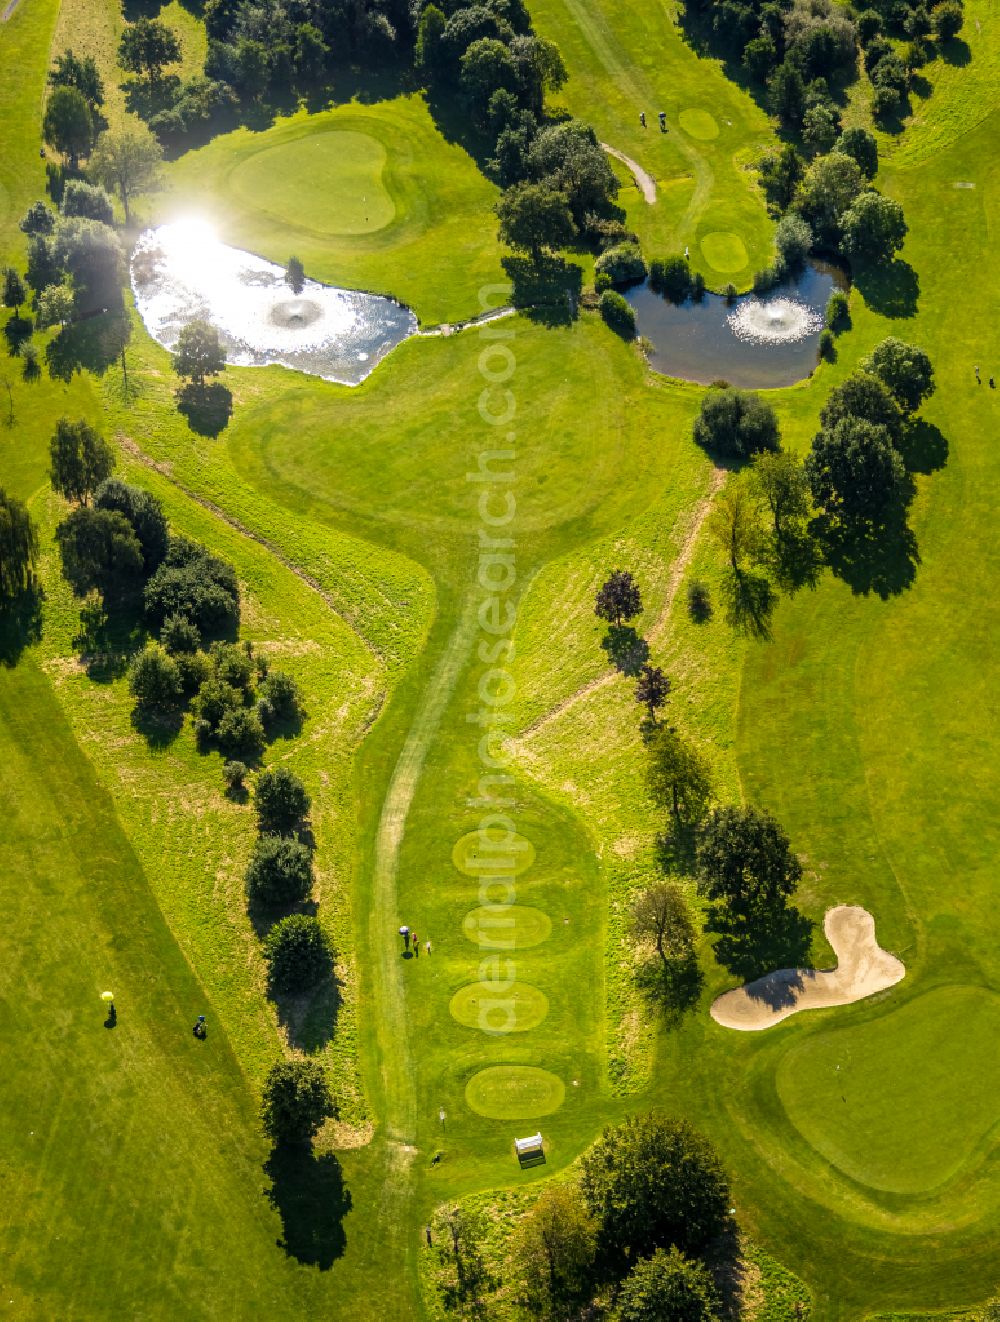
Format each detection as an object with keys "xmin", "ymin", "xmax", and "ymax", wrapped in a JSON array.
[
  {"xmin": 1, "ymin": 0, "xmax": 24, "ymax": 21},
  {"xmin": 514, "ymin": 466, "xmax": 724, "ymax": 745},
  {"xmin": 710, "ymin": 906, "xmax": 906, "ymax": 1031},
  {"xmin": 118, "ymin": 434, "xmax": 384, "ymax": 663},
  {"xmin": 602, "ymin": 144, "xmax": 657, "ymax": 204}
]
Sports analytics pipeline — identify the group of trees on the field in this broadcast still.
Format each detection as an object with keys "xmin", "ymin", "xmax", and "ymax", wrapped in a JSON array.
[{"xmin": 432, "ymin": 1112, "xmax": 730, "ymax": 1321}]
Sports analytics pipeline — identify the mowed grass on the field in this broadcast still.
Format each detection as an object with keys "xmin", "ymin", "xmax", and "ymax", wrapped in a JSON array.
[
  {"xmin": 163, "ymin": 98, "xmax": 505, "ymax": 324},
  {"xmin": 776, "ymin": 986, "xmax": 1000, "ymax": 1196},
  {"xmin": 529, "ymin": 0, "xmax": 775, "ymax": 285}
]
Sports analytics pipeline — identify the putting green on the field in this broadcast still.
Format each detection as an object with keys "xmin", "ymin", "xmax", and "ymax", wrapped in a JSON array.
[
  {"xmin": 776, "ymin": 987, "xmax": 1000, "ymax": 1195},
  {"xmin": 700, "ymin": 231, "xmax": 749, "ymax": 273},
  {"xmin": 462, "ymin": 905, "xmax": 552, "ymax": 950},
  {"xmin": 465, "ymin": 1065, "xmax": 566, "ymax": 1118},
  {"xmin": 449, "ymin": 981, "xmax": 550, "ymax": 1034},
  {"xmin": 229, "ymin": 130, "xmax": 395, "ymax": 236},
  {"xmin": 679, "ymin": 108, "xmax": 720, "ymax": 141},
  {"xmin": 452, "ymin": 827, "xmax": 536, "ymax": 878}
]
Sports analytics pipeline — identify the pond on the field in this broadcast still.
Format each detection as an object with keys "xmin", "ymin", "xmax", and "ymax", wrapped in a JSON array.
[
  {"xmin": 131, "ymin": 220, "xmax": 417, "ymax": 386},
  {"xmin": 624, "ymin": 260, "xmax": 846, "ymax": 389}
]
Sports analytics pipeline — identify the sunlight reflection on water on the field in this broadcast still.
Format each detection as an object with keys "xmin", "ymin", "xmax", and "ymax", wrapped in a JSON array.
[{"xmin": 131, "ymin": 219, "xmax": 417, "ymax": 386}]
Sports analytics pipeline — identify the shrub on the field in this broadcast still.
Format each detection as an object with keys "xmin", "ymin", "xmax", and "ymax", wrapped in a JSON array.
[
  {"xmin": 825, "ymin": 289, "xmax": 850, "ymax": 330},
  {"xmin": 618, "ymin": 1247, "xmax": 721, "ymax": 1322},
  {"xmin": 128, "ymin": 642, "xmax": 182, "ymax": 709},
  {"xmin": 258, "ymin": 669, "xmax": 303, "ymax": 722},
  {"xmin": 819, "ymin": 328, "xmax": 836, "ymax": 360},
  {"xmin": 245, "ymin": 835, "xmax": 313, "ymax": 906},
  {"xmin": 260, "ymin": 1058, "xmax": 335, "ymax": 1146},
  {"xmin": 222, "ymin": 759, "xmax": 249, "ymax": 792},
  {"xmin": 263, "ymin": 914, "xmax": 333, "ymax": 993},
  {"xmin": 161, "ymin": 612, "xmax": 201, "ymax": 654},
  {"xmin": 690, "ymin": 271, "xmax": 706, "ymax": 300},
  {"xmin": 217, "ymin": 705, "xmax": 266, "ymax": 759},
  {"xmin": 144, "ymin": 535, "xmax": 239, "ymax": 635},
  {"xmin": 598, "ymin": 289, "xmax": 636, "ymax": 338},
  {"xmin": 94, "ymin": 477, "xmax": 168, "ymax": 573},
  {"xmin": 194, "ymin": 676, "xmax": 243, "ymax": 733},
  {"xmin": 648, "ymin": 256, "xmax": 691, "ymax": 302},
  {"xmin": 255, "ymin": 765, "xmax": 310, "ymax": 834},
  {"xmin": 210, "ymin": 639, "xmax": 254, "ymax": 693},
  {"xmin": 594, "ymin": 241, "xmax": 646, "ymax": 286},
  {"xmin": 872, "ymin": 84, "xmax": 902, "ymax": 120},
  {"xmin": 693, "ymin": 388, "xmax": 780, "ymax": 460},
  {"xmin": 687, "ymin": 579, "xmax": 712, "ymax": 622},
  {"xmin": 774, "ymin": 213, "xmax": 813, "ymax": 269}
]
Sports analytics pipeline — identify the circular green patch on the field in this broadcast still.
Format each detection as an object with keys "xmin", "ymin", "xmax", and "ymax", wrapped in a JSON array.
[
  {"xmin": 230, "ymin": 130, "xmax": 395, "ymax": 236},
  {"xmin": 450, "ymin": 981, "xmax": 549, "ymax": 1034},
  {"xmin": 462, "ymin": 905, "xmax": 552, "ymax": 950},
  {"xmin": 465, "ymin": 1065, "xmax": 565, "ymax": 1119},
  {"xmin": 679, "ymin": 109, "xmax": 720, "ymax": 141},
  {"xmin": 699, "ymin": 231, "xmax": 749, "ymax": 272},
  {"xmin": 453, "ymin": 828, "xmax": 536, "ymax": 878},
  {"xmin": 777, "ymin": 986, "xmax": 1000, "ymax": 1195}
]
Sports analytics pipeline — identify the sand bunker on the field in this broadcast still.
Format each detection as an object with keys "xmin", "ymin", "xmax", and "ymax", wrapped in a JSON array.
[{"xmin": 710, "ymin": 905, "xmax": 904, "ymax": 1031}]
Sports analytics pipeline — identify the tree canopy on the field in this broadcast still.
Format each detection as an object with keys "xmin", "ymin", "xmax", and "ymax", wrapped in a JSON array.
[
  {"xmin": 128, "ymin": 642, "xmax": 183, "ymax": 709},
  {"xmin": 513, "ymin": 1183, "xmax": 597, "ymax": 1317},
  {"xmin": 245, "ymin": 835, "xmax": 314, "ymax": 906},
  {"xmin": 805, "ymin": 416, "xmax": 905, "ymax": 523},
  {"xmin": 693, "ymin": 388, "xmax": 779, "ymax": 460},
  {"xmin": 794, "ymin": 151, "xmax": 864, "ymax": 245},
  {"xmin": 94, "ymin": 478, "xmax": 169, "ymax": 573},
  {"xmin": 696, "ymin": 805, "xmax": 802, "ymax": 918},
  {"xmin": 646, "ymin": 726, "xmax": 713, "ymax": 828},
  {"xmin": 595, "ymin": 568, "xmax": 642, "ymax": 627},
  {"xmin": 841, "ymin": 190, "xmax": 908, "ymax": 264},
  {"xmin": 255, "ymin": 765, "xmax": 311, "ymax": 834},
  {"xmin": 495, "ymin": 182, "xmax": 575, "ymax": 261},
  {"xmin": 43, "ymin": 86, "xmax": 93, "ymax": 167},
  {"xmin": 263, "ymin": 914, "xmax": 333, "ymax": 993},
  {"xmin": 861, "ymin": 336, "xmax": 935, "ymax": 413},
  {"xmin": 748, "ymin": 449, "xmax": 811, "ymax": 536},
  {"xmin": 631, "ymin": 881, "xmax": 696, "ymax": 964},
  {"xmin": 173, "ymin": 319, "xmax": 227, "ymax": 386},
  {"xmin": 90, "ymin": 120, "xmax": 164, "ymax": 225},
  {"xmin": 0, "ymin": 490, "xmax": 39, "ymax": 601},
  {"xmin": 55, "ymin": 506, "xmax": 144, "ymax": 600},
  {"xmin": 261, "ymin": 1058, "xmax": 335, "ymax": 1146},
  {"xmin": 820, "ymin": 371, "xmax": 904, "ymax": 445},
  {"xmin": 144, "ymin": 536, "xmax": 240, "ymax": 635},
  {"xmin": 119, "ymin": 18, "xmax": 182, "ymax": 83},
  {"xmin": 579, "ymin": 1113, "xmax": 729, "ymax": 1267},
  {"xmin": 50, "ymin": 417, "xmax": 115, "ymax": 505},
  {"xmin": 617, "ymin": 1247, "xmax": 721, "ymax": 1322}
]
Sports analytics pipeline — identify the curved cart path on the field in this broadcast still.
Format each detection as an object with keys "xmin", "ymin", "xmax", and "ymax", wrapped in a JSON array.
[{"xmin": 602, "ymin": 143, "xmax": 657, "ymax": 203}]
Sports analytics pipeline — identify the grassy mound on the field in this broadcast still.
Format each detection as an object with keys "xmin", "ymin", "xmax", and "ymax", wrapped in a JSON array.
[
  {"xmin": 450, "ymin": 982, "xmax": 551, "ymax": 1034},
  {"xmin": 465, "ymin": 1065, "xmax": 566, "ymax": 1119},
  {"xmin": 462, "ymin": 905, "xmax": 553, "ymax": 950}
]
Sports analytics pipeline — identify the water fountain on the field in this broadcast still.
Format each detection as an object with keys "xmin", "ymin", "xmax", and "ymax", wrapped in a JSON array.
[
  {"xmin": 727, "ymin": 295, "xmax": 823, "ymax": 345},
  {"xmin": 131, "ymin": 220, "xmax": 417, "ymax": 387}
]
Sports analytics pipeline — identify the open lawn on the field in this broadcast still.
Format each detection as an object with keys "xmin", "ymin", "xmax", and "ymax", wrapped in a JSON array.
[{"xmin": 2, "ymin": 0, "xmax": 1000, "ymax": 1316}]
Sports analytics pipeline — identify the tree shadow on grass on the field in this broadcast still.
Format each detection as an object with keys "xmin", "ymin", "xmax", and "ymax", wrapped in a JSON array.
[
  {"xmin": 636, "ymin": 949, "xmax": 704, "ymax": 1025},
  {"xmin": 0, "ymin": 584, "xmax": 43, "ymax": 666},
  {"xmin": 130, "ymin": 702, "xmax": 185, "ymax": 748},
  {"xmin": 4, "ymin": 314, "xmax": 33, "ymax": 356},
  {"xmin": 706, "ymin": 901, "xmax": 814, "ymax": 983},
  {"xmin": 940, "ymin": 35, "xmax": 971, "ymax": 66},
  {"xmin": 273, "ymin": 973, "xmax": 342, "ymax": 1053},
  {"xmin": 854, "ymin": 258, "xmax": 919, "ymax": 319},
  {"xmin": 723, "ymin": 570, "xmax": 777, "ymax": 640},
  {"xmin": 176, "ymin": 382, "xmax": 233, "ymax": 437},
  {"xmin": 600, "ymin": 624, "xmax": 649, "ymax": 676},
  {"xmin": 122, "ymin": 74, "xmax": 180, "ymax": 121},
  {"xmin": 500, "ymin": 255, "xmax": 583, "ymax": 327},
  {"xmin": 46, "ymin": 311, "xmax": 130, "ymax": 382},
  {"xmin": 248, "ymin": 896, "xmax": 319, "ymax": 942},
  {"xmin": 264, "ymin": 1146, "xmax": 351, "ymax": 1270},
  {"xmin": 769, "ymin": 526, "xmax": 824, "ymax": 594},
  {"xmin": 898, "ymin": 418, "xmax": 948, "ymax": 475},
  {"xmin": 813, "ymin": 508, "xmax": 920, "ymax": 598}
]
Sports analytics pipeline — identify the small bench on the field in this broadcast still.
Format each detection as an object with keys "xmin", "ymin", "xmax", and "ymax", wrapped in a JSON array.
[{"xmin": 514, "ymin": 1133, "xmax": 544, "ymax": 1164}]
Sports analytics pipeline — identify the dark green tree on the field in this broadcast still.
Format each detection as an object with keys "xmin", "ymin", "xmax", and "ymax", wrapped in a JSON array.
[
  {"xmin": 255, "ymin": 765, "xmax": 311, "ymax": 834},
  {"xmin": 263, "ymin": 914, "xmax": 334, "ymax": 993},
  {"xmin": 245, "ymin": 835, "xmax": 314, "ymax": 906},
  {"xmin": 173, "ymin": 319, "xmax": 227, "ymax": 387},
  {"xmin": 61, "ymin": 180, "xmax": 114, "ymax": 225},
  {"xmin": 635, "ymin": 664, "xmax": 670, "ymax": 722},
  {"xmin": 795, "ymin": 150, "xmax": 864, "ymax": 246},
  {"xmin": 50, "ymin": 417, "xmax": 115, "ymax": 505},
  {"xmin": 513, "ymin": 1183, "xmax": 597, "ymax": 1319},
  {"xmin": 805, "ymin": 417, "xmax": 905, "ymax": 522},
  {"xmin": 861, "ymin": 336, "xmax": 935, "ymax": 413},
  {"xmin": 696, "ymin": 805, "xmax": 802, "ymax": 918},
  {"xmin": 693, "ymin": 388, "xmax": 780, "ymax": 460},
  {"xmin": 128, "ymin": 642, "xmax": 183, "ymax": 709},
  {"xmin": 495, "ymin": 182, "xmax": 576, "ymax": 262},
  {"xmin": 932, "ymin": 0, "xmax": 963, "ymax": 39},
  {"xmin": 841, "ymin": 190, "xmax": 907, "ymax": 264},
  {"xmin": 20, "ymin": 201, "xmax": 55, "ymax": 236},
  {"xmin": 758, "ymin": 144, "xmax": 805, "ymax": 212},
  {"xmin": 819, "ymin": 372, "xmax": 903, "ymax": 445},
  {"xmin": 43, "ymin": 86, "xmax": 93, "ymax": 168},
  {"xmin": 261, "ymin": 1058, "xmax": 335, "ymax": 1146},
  {"xmin": 579, "ymin": 1113, "xmax": 729, "ymax": 1266},
  {"xmin": 595, "ymin": 568, "xmax": 642, "ymax": 627},
  {"xmin": 835, "ymin": 127, "xmax": 879, "ymax": 180},
  {"xmin": 645, "ymin": 726, "xmax": 713, "ymax": 828},
  {"xmin": 94, "ymin": 477, "xmax": 168, "ymax": 572},
  {"xmin": 768, "ymin": 61, "xmax": 805, "ymax": 125},
  {"xmin": 144, "ymin": 536, "xmax": 240, "ymax": 635},
  {"xmin": 748, "ymin": 450, "xmax": 811, "ymax": 536},
  {"xmin": 460, "ymin": 38, "xmax": 520, "ymax": 119},
  {"xmin": 285, "ymin": 255, "xmax": 305, "ymax": 295},
  {"xmin": 617, "ymin": 1247, "xmax": 721, "ymax": 1322},
  {"xmin": 415, "ymin": 3, "xmax": 447, "ymax": 78},
  {"xmin": 3, "ymin": 268, "xmax": 26, "ymax": 315},
  {"xmin": 119, "ymin": 18, "xmax": 182, "ymax": 83},
  {"xmin": 55, "ymin": 506, "xmax": 144, "ymax": 599},
  {"xmin": 527, "ymin": 120, "xmax": 618, "ymax": 224},
  {"xmin": 161, "ymin": 612, "xmax": 201, "ymax": 654},
  {"xmin": 0, "ymin": 490, "xmax": 38, "ymax": 600}
]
